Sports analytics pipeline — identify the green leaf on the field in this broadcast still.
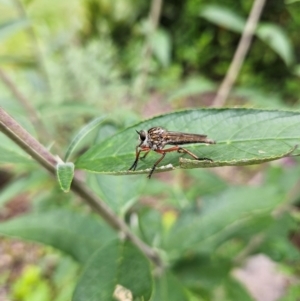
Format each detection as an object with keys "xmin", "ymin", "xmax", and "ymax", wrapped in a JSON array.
[
  {"xmin": 200, "ymin": 5, "xmax": 245, "ymax": 33},
  {"xmin": 64, "ymin": 115, "xmax": 106, "ymax": 161},
  {"xmin": 163, "ymin": 186, "xmax": 283, "ymax": 259},
  {"xmin": 168, "ymin": 77, "xmax": 215, "ymax": 103},
  {"xmin": 91, "ymin": 174, "xmax": 145, "ymax": 215},
  {"xmin": 258, "ymin": 213, "xmax": 299, "ymax": 261},
  {"xmin": 76, "ymin": 109, "xmax": 300, "ymax": 176},
  {"xmin": 199, "ymin": 6, "xmax": 294, "ymax": 66},
  {"xmin": 56, "ymin": 162, "xmax": 74, "ymax": 192},
  {"xmin": 224, "ymin": 277, "xmax": 255, "ymax": 301},
  {"xmin": 151, "ymin": 29, "xmax": 172, "ymax": 67},
  {"xmin": 117, "ymin": 241, "xmax": 153, "ymax": 299},
  {"xmin": 150, "ymin": 271, "xmax": 189, "ymax": 301},
  {"xmin": 138, "ymin": 209, "xmax": 163, "ymax": 246},
  {"xmin": 173, "ymin": 255, "xmax": 232, "ymax": 291},
  {"xmin": 0, "ymin": 173, "xmax": 43, "ymax": 207},
  {"xmin": 257, "ymin": 23, "xmax": 294, "ymax": 66},
  {"xmin": 186, "ymin": 169, "xmax": 228, "ymax": 197},
  {"xmin": 0, "ymin": 18, "xmax": 30, "ymax": 41},
  {"xmin": 235, "ymin": 88, "xmax": 285, "ymax": 108},
  {"xmin": 40, "ymin": 103, "xmax": 104, "ymax": 120},
  {"xmin": 73, "ymin": 240, "xmax": 152, "ymax": 301},
  {"xmin": 0, "ymin": 133, "xmax": 33, "ymax": 164},
  {"xmin": 0, "ymin": 209, "xmax": 116, "ymax": 263},
  {"xmin": 0, "ymin": 145, "xmax": 33, "ymax": 164}
]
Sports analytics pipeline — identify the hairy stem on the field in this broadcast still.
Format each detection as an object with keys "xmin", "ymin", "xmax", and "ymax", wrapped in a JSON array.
[
  {"xmin": 134, "ymin": 0, "xmax": 163, "ymax": 95},
  {"xmin": 213, "ymin": 0, "xmax": 267, "ymax": 106},
  {"xmin": 0, "ymin": 107, "xmax": 162, "ymax": 266}
]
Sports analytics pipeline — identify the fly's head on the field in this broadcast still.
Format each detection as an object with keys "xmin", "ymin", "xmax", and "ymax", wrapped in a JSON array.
[{"xmin": 136, "ymin": 130, "xmax": 149, "ymax": 148}]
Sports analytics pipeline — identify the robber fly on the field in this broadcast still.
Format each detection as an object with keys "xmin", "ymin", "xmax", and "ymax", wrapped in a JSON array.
[{"xmin": 128, "ymin": 127, "xmax": 216, "ymax": 178}]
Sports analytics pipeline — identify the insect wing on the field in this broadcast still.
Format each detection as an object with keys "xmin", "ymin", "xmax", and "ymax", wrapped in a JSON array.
[{"xmin": 163, "ymin": 131, "xmax": 212, "ymax": 145}]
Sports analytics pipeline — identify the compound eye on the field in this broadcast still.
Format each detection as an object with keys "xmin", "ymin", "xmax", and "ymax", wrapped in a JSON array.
[
  {"xmin": 136, "ymin": 130, "xmax": 146, "ymax": 141},
  {"xmin": 139, "ymin": 131, "xmax": 146, "ymax": 141}
]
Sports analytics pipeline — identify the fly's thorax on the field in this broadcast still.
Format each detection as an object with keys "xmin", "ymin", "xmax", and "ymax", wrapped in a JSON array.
[{"xmin": 147, "ymin": 127, "xmax": 166, "ymax": 150}]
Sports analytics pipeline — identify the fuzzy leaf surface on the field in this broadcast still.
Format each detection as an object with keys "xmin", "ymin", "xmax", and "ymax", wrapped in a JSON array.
[
  {"xmin": 76, "ymin": 109, "xmax": 300, "ymax": 176},
  {"xmin": 73, "ymin": 240, "xmax": 152, "ymax": 301},
  {"xmin": 0, "ymin": 209, "xmax": 116, "ymax": 263},
  {"xmin": 163, "ymin": 186, "xmax": 283, "ymax": 260}
]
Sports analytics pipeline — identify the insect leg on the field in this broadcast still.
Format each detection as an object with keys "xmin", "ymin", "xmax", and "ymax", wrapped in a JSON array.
[
  {"xmin": 128, "ymin": 146, "xmax": 143, "ymax": 170},
  {"xmin": 147, "ymin": 146, "xmax": 181, "ymax": 178},
  {"xmin": 178, "ymin": 147, "xmax": 213, "ymax": 162},
  {"xmin": 129, "ymin": 147, "xmax": 150, "ymax": 171},
  {"xmin": 141, "ymin": 150, "xmax": 150, "ymax": 159},
  {"xmin": 128, "ymin": 149, "xmax": 141, "ymax": 171},
  {"xmin": 148, "ymin": 152, "xmax": 166, "ymax": 179}
]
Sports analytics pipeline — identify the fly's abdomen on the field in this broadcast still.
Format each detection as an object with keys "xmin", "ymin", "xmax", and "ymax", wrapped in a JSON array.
[{"xmin": 164, "ymin": 132, "xmax": 215, "ymax": 145}]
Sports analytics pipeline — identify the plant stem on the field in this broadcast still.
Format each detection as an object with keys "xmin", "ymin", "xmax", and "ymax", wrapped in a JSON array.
[
  {"xmin": 0, "ymin": 107, "xmax": 162, "ymax": 267},
  {"xmin": 213, "ymin": 0, "xmax": 267, "ymax": 107},
  {"xmin": 134, "ymin": 0, "xmax": 163, "ymax": 95}
]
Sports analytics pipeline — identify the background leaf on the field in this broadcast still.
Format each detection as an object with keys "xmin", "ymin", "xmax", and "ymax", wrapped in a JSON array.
[
  {"xmin": 199, "ymin": 6, "xmax": 295, "ymax": 66},
  {"xmin": 151, "ymin": 29, "xmax": 172, "ymax": 67},
  {"xmin": 167, "ymin": 77, "xmax": 215, "ymax": 103},
  {"xmin": 0, "ymin": 209, "xmax": 116, "ymax": 263},
  {"xmin": 224, "ymin": 277, "xmax": 255, "ymax": 301},
  {"xmin": 64, "ymin": 115, "xmax": 106, "ymax": 161},
  {"xmin": 257, "ymin": 23, "xmax": 294, "ymax": 66},
  {"xmin": 173, "ymin": 255, "xmax": 232, "ymax": 296},
  {"xmin": 163, "ymin": 186, "xmax": 283, "ymax": 260},
  {"xmin": 0, "ymin": 133, "xmax": 33, "ymax": 164},
  {"xmin": 89, "ymin": 174, "xmax": 146, "ymax": 215},
  {"xmin": 200, "ymin": 5, "xmax": 245, "ymax": 33},
  {"xmin": 73, "ymin": 240, "xmax": 152, "ymax": 301},
  {"xmin": 76, "ymin": 109, "xmax": 300, "ymax": 175},
  {"xmin": 0, "ymin": 172, "xmax": 43, "ymax": 207},
  {"xmin": 0, "ymin": 18, "xmax": 30, "ymax": 41},
  {"xmin": 150, "ymin": 271, "xmax": 189, "ymax": 301}
]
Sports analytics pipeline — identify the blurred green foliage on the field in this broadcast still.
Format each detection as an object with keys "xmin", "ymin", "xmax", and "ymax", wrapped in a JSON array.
[
  {"xmin": 0, "ymin": 0, "xmax": 300, "ymax": 301},
  {"xmin": 12, "ymin": 265, "xmax": 52, "ymax": 301}
]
